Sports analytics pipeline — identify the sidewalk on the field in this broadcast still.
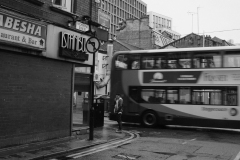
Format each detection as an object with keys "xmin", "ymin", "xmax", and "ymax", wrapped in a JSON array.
[
  {"xmin": 0, "ymin": 110, "xmax": 125, "ymax": 160},
  {"xmin": 0, "ymin": 126, "xmax": 127, "ymax": 160}
]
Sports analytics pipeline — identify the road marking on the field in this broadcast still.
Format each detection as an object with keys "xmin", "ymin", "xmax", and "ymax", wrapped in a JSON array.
[
  {"xmin": 234, "ymin": 151, "xmax": 240, "ymax": 160},
  {"xmin": 67, "ymin": 130, "xmax": 139, "ymax": 159},
  {"xmin": 182, "ymin": 138, "xmax": 196, "ymax": 144},
  {"xmin": 117, "ymin": 154, "xmax": 137, "ymax": 160}
]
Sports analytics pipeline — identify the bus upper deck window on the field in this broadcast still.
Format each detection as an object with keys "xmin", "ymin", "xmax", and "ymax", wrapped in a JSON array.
[
  {"xmin": 115, "ymin": 55, "xmax": 128, "ymax": 69},
  {"xmin": 129, "ymin": 55, "xmax": 140, "ymax": 69},
  {"xmin": 224, "ymin": 52, "xmax": 240, "ymax": 67},
  {"xmin": 142, "ymin": 57, "xmax": 154, "ymax": 69},
  {"xmin": 193, "ymin": 53, "xmax": 221, "ymax": 68},
  {"xmin": 132, "ymin": 61, "xmax": 139, "ymax": 69}
]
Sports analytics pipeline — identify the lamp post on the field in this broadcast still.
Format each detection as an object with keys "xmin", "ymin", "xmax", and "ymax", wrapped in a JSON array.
[
  {"xmin": 85, "ymin": 21, "xmax": 100, "ymax": 140},
  {"xmin": 88, "ymin": 35, "xmax": 100, "ymax": 141},
  {"xmin": 89, "ymin": 52, "xmax": 95, "ymax": 140}
]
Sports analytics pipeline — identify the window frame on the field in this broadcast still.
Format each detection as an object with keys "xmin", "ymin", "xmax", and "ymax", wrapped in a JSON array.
[{"xmin": 52, "ymin": 0, "xmax": 74, "ymax": 13}]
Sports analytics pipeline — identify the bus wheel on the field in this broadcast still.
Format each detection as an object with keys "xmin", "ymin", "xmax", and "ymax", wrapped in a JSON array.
[{"xmin": 142, "ymin": 111, "xmax": 157, "ymax": 127}]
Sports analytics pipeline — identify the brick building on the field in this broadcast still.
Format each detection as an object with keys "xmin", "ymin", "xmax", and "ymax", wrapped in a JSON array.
[
  {"xmin": 0, "ymin": 0, "xmax": 107, "ymax": 148},
  {"xmin": 161, "ymin": 33, "xmax": 234, "ymax": 49},
  {"xmin": 115, "ymin": 16, "xmax": 173, "ymax": 49}
]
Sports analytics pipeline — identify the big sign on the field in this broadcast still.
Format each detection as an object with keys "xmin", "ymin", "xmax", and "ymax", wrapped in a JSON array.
[{"xmin": 0, "ymin": 12, "xmax": 46, "ymax": 49}]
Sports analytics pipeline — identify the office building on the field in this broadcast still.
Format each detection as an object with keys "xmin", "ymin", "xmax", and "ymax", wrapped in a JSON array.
[
  {"xmin": 148, "ymin": 11, "xmax": 180, "ymax": 40},
  {"xmin": 98, "ymin": 0, "xmax": 147, "ymax": 38}
]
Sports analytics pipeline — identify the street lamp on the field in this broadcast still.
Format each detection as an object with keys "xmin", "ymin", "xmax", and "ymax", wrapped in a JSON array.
[
  {"xmin": 188, "ymin": 11, "xmax": 197, "ymax": 33},
  {"xmin": 84, "ymin": 19, "xmax": 101, "ymax": 141}
]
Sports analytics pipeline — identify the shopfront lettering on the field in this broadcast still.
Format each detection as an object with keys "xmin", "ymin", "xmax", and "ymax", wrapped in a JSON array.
[
  {"xmin": 204, "ymin": 73, "xmax": 227, "ymax": 81},
  {"xmin": 59, "ymin": 32, "xmax": 89, "ymax": 61},
  {"xmin": 1, "ymin": 33, "xmax": 20, "ymax": 41},
  {"xmin": 0, "ymin": 14, "xmax": 43, "ymax": 37},
  {"xmin": 61, "ymin": 32, "xmax": 87, "ymax": 53}
]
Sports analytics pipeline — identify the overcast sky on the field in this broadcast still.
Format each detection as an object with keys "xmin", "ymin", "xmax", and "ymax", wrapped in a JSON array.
[{"xmin": 143, "ymin": 0, "xmax": 240, "ymax": 44}]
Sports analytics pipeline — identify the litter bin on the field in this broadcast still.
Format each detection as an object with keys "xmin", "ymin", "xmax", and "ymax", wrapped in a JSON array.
[
  {"xmin": 94, "ymin": 97, "xmax": 104, "ymax": 128},
  {"xmin": 100, "ymin": 95, "xmax": 110, "ymax": 112}
]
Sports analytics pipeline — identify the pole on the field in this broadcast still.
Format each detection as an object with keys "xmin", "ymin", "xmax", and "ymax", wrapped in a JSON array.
[
  {"xmin": 89, "ymin": 0, "xmax": 94, "ymax": 141},
  {"xmin": 191, "ymin": 14, "xmax": 193, "ymax": 33},
  {"xmin": 188, "ymin": 12, "xmax": 196, "ymax": 33},
  {"xmin": 203, "ymin": 31, "xmax": 205, "ymax": 47},
  {"xmin": 89, "ymin": 52, "xmax": 95, "ymax": 140},
  {"xmin": 197, "ymin": 7, "xmax": 199, "ymax": 35}
]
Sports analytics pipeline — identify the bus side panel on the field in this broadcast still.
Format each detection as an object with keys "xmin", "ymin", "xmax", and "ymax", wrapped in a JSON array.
[
  {"xmin": 153, "ymin": 105, "xmax": 240, "ymax": 129},
  {"xmin": 158, "ymin": 116, "xmax": 240, "ymax": 129},
  {"xmin": 109, "ymin": 113, "xmax": 141, "ymax": 123}
]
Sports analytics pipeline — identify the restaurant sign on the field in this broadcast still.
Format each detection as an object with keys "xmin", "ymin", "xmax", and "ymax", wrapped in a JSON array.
[{"xmin": 0, "ymin": 12, "xmax": 46, "ymax": 49}]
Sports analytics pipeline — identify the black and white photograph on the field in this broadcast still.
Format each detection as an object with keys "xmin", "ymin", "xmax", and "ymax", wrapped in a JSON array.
[{"xmin": 0, "ymin": 0, "xmax": 240, "ymax": 160}]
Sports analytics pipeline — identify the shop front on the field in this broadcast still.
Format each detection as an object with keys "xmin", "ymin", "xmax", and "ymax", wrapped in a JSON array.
[{"xmin": 0, "ymin": 10, "xmax": 96, "ymax": 148}]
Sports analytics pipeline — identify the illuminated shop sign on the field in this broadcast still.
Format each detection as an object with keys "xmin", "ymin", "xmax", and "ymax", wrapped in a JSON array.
[{"xmin": 0, "ymin": 12, "xmax": 46, "ymax": 49}]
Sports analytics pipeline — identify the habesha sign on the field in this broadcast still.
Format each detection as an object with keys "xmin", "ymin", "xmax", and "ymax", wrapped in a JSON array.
[
  {"xmin": 59, "ymin": 32, "xmax": 100, "ymax": 61},
  {"xmin": 0, "ymin": 12, "xmax": 46, "ymax": 49}
]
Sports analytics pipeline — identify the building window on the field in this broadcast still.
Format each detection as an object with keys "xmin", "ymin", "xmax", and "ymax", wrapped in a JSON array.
[{"xmin": 52, "ymin": 0, "xmax": 73, "ymax": 12}]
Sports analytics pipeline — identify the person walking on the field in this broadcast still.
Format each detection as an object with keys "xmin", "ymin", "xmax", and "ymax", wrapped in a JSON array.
[{"xmin": 114, "ymin": 94, "xmax": 123, "ymax": 133}]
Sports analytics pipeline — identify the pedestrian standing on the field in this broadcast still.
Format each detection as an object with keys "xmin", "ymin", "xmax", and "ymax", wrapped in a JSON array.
[{"xmin": 114, "ymin": 94, "xmax": 123, "ymax": 133}]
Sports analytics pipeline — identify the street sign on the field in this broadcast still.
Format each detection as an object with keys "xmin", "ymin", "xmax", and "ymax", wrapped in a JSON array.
[{"xmin": 86, "ymin": 37, "xmax": 100, "ymax": 53}]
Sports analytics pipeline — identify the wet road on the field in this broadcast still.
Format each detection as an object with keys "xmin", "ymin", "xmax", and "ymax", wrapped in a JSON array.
[{"xmin": 53, "ymin": 118, "xmax": 240, "ymax": 160}]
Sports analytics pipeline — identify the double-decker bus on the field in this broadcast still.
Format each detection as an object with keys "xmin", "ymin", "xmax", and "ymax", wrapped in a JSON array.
[{"xmin": 109, "ymin": 46, "xmax": 240, "ymax": 129}]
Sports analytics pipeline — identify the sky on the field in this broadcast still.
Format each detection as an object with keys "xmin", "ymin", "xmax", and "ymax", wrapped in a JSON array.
[{"xmin": 143, "ymin": 0, "xmax": 240, "ymax": 44}]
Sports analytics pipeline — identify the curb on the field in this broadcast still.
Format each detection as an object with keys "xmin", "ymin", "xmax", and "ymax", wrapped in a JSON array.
[
  {"xmin": 0, "ymin": 127, "xmax": 129, "ymax": 160},
  {"xmin": 30, "ymin": 136, "xmax": 127, "ymax": 160},
  {"xmin": 0, "ymin": 137, "xmax": 75, "ymax": 156}
]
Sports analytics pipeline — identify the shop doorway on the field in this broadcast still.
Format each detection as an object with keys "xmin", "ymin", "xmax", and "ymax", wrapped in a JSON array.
[
  {"xmin": 73, "ymin": 92, "xmax": 89, "ymax": 126},
  {"xmin": 73, "ymin": 73, "xmax": 91, "ymax": 130}
]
